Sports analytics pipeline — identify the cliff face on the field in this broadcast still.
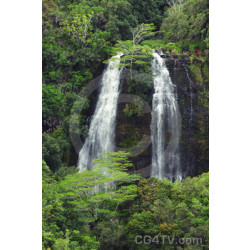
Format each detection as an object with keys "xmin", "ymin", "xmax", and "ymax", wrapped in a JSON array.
[
  {"xmin": 165, "ymin": 54, "xmax": 209, "ymax": 177},
  {"xmin": 115, "ymin": 52, "xmax": 209, "ymax": 178}
]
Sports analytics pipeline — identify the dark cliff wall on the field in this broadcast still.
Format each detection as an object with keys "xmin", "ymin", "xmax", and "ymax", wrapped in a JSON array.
[
  {"xmin": 115, "ymin": 53, "xmax": 209, "ymax": 178},
  {"xmin": 165, "ymin": 54, "xmax": 209, "ymax": 177},
  {"xmin": 115, "ymin": 67, "xmax": 153, "ymax": 177}
]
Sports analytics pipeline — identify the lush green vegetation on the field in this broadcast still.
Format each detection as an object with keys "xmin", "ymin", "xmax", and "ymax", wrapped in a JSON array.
[
  {"xmin": 43, "ymin": 152, "xmax": 208, "ymax": 249},
  {"xmin": 43, "ymin": 0, "xmax": 209, "ymax": 248},
  {"xmin": 161, "ymin": 0, "xmax": 209, "ymax": 53}
]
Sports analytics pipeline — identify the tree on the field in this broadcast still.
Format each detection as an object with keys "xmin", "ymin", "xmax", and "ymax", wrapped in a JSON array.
[
  {"xmin": 127, "ymin": 0, "xmax": 167, "ymax": 29},
  {"xmin": 42, "ymin": 162, "xmax": 66, "ymax": 249},
  {"xmin": 63, "ymin": 12, "xmax": 93, "ymax": 45},
  {"xmin": 161, "ymin": 0, "xmax": 209, "ymax": 46},
  {"xmin": 42, "ymin": 84, "xmax": 64, "ymax": 131},
  {"xmin": 43, "ymin": 134, "xmax": 63, "ymax": 171},
  {"xmin": 110, "ymin": 23, "xmax": 156, "ymax": 78},
  {"xmin": 125, "ymin": 173, "xmax": 209, "ymax": 249},
  {"xmin": 42, "ymin": 128, "xmax": 70, "ymax": 171},
  {"xmin": 60, "ymin": 151, "xmax": 141, "ymax": 224},
  {"xmin": 62, "ymin": 3, "xmax": 111, "ymax": 54},
  {"xmin": 130, "ymin": 23, "xmax": 156, "ymax": 46}
]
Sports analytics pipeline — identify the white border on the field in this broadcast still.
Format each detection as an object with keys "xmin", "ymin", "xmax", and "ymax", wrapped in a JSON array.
[
  {"xmin": 0, "ymin": 0, "xmax": 42, "ymax": 248},
  {"xmin": 210, "ymin": 0, "xmax": 250, "ymax": 249}
]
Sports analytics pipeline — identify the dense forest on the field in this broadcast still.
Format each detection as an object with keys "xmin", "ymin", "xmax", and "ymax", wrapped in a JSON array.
[{"xmin": 42, "ymin": 0, "xmax": 209, "ymax": 249}]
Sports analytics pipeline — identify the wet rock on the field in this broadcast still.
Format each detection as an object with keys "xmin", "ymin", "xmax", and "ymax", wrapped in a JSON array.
[
  {"xmin": 182, "ymin": 58, "xmax": 191, "ymax": 64},
  {"xmin": 180, "ymin": 54, "xmax": 188, "ymax": 60},
  {"xmin": 115, "ymin": 55, "xmax": 209, "ymax": 179},
  {"xmin": 192, "ymin": 58, "xmax": 202, "ymax": 65},
  {"xmin": 160, "ymin": 54, "xmax": 168, "ymax": 58},
  {"xmin": 166, "ymin": 57, "xmax": 209, "ymax": 177},
  {"xmin": 182, "ymin": 46, "xmax": 189, "ymax": 52}
]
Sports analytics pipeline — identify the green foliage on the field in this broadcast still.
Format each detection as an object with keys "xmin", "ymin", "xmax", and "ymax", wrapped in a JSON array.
[
  {"xmin": 162, "ymin": 11, "xmax": 189, "ymax": 43},
  {"xmin": 93, "ymin": 220, "xmax": 126, "ymax": 249},
  {"xmin": 60, "ymin": 71, "xmax": 92, "ymax": 93},
  {"xmin": 198, "ymin": 87, "xmax": 209, "ymax": 109},
  {"xmin": 188, "ymin": 64, "xmax": 203, "ymax": 85},
  {"xmin": 123, "ymin": 97, "xmax": 143, "ymax": 117},
  {"xmin": 141, "ymin": 40, "xmax": 184, "ymax": 54},
  {"xmin": 203, "ymin": 63, "xmax": 209, "ymax": 79},
  {"xmin": 42, "ymin": 84, "xmax": 64, "ymax": 121},
  {"xmin": 42, "ymin": 160, "xmax": 52, "ymax": 181},
  {"xmin": 141, "ymin": 39, "xmax": 167, "ymax": 49},
  {"xmin": 128, "ymin": 0, "xmax": 167, "ymax": 29},
  {"xmin": 43, "ymin": 153, "xmax": 209, "ymax": 249},
  {"xmin": 62, "ymin": 3, "xmax": 111, "ymax": 53},
  {"xmin": 127, "ymin": 173, "xmax": 209, "ymax": 249},
  {"xmin": 53, "ymin": 166, "xmax": 78, "ymax": 181},
  {"xmin": 109, "ymin": 23, "xmax": 156, "ymax": 79},
  {"xmin": 43, "ymin": 151, "xmax": 141, "ymax": 248},
  {"xmin": 99, "ymin": 0, "xmax": 138, "ymax": 41},
  {"xmin": 68, "ymin": 94, "xmax": 89, "ymax": 136},
  {"xmin": 165, "ymin": 42, "xmax": 183, "ymax": 53},
  {"xmin": 161, "ymin": 0, "xmax": 209, "ymax": 50},
  {"xmin": 43, "ymin": 133, "xmax": 63, "ymax": 171},
  {"xmin": 63, "ymin": 11, "xmax": 94, "ymax": 46},
  {"xmin": 60, "ymin": 152, "xmax": 140, "ymax": 221},
  {"xmin": 42, "ymin": 128, "xmax": 70, "ymax": 171}
]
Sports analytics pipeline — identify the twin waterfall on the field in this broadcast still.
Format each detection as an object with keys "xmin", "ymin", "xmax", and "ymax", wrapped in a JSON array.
[
  {"xmin": 78, "ymin": 51, "xmax": 182, "ymax": 181},
  {"xmin": 151, "ymin": 52, "xmax": 182, "ymax": 181},
  {"xmin": 77, "ymin": 55, "xmax": 122, "ymax": 171}
]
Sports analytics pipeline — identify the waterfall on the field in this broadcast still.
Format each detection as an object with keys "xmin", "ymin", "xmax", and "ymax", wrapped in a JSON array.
[
  {"xmin": 151, "ymin": 51, "xmax": 182, "ymax": 181},
  {"xmin": 185, "ymin": 66, "xmax": 193, "ymax": 124},
  {"xmin": 184, "ymin": 65, "xmax": 195, "ymax": 177},
  {"xmin": 77, "ymin": 54, "xmax": 122, "ymax": 171}
]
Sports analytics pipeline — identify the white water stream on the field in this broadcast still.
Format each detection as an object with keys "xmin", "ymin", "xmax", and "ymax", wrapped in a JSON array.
[
  {"xmin": 151, "ymin": 51, "xmax": 182, "ymax": 181},
  {"xmin": 78, "ymin": 55, "xmax": 122, "ymax": 171}
]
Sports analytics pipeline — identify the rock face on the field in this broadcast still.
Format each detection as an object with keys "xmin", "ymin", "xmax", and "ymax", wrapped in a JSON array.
[
  {"xmin": 115, "ymin": 52, "xmax": 209, "ymax": 178},
  {"xmin": 165, "ymin": 54, "xmax": 209, "ymax": 177},
  {"xmin": 115, "ymin": 69, "xmax": 153, "ymax": 177}
]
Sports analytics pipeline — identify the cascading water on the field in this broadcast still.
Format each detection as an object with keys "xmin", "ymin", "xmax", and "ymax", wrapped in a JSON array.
[
  {"xmin": 185, "ymin": 66, "xmax": 193, "ymax": 124},
  {"xmin": 151, "ymin": 51, "xmax": 182, "ymax": 181},
  {"xmin": 77, "ymin": 54, "xmax": 122, "ymax": 171},
  {"xmin": 184, "ymin": 65, "xmax": 195, "ymax": 177}
]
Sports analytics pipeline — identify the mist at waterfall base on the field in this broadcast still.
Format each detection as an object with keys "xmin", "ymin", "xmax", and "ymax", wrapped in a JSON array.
[
  {"xmin": 77, "ymin": 54, "xmax": 122, "ymax": 171},
  {"xmin": 150, "ymin": 51, "xmax": 182, "ymax": 182}
]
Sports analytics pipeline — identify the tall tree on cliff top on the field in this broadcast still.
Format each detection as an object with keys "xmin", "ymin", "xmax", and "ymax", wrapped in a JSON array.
[{"xmin": 109, "ymin": 23, "xmax": 156, "ymax": 78}]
